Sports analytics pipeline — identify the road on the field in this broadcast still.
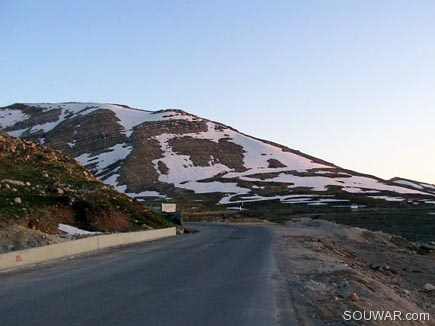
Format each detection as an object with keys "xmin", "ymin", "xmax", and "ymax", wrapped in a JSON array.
[{"xmin": 0, "ymin": 223, "xmax": 287, "ymax": 325}]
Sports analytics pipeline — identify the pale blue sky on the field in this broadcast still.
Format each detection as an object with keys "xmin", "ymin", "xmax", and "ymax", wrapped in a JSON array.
[{"xmin": 1, "ymin": 1, "xmax": 434, "ymax": 183}]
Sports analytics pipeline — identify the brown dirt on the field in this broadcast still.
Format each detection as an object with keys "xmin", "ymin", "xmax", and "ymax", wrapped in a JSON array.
[
  {"xmin": 271, "ymin": 219, "xmax": 435, "ymax": 325},
  {"xmin": 0, "ymin": 225, "xmax": 66, "ymax": 253}
]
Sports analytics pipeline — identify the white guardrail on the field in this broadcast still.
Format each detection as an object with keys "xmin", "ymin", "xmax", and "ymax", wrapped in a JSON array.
[{"xmin": 0, "ymin": 227, "xmax": 176, "ymax": 271}]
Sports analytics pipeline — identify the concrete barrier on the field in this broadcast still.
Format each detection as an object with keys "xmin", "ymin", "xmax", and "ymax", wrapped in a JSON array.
[{"xmin": 0, "ymin": 227, "xmax": 176, "ymax": 271}]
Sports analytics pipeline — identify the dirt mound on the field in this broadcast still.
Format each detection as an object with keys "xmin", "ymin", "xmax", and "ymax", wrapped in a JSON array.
[
  {"xmin": 0, "ymin": 225, "xmax": 63, "ymax": 253},
  {"xmin": 0, "ymin": 132, "xmax": 173, "ymax": 233},
  {"xmin": 272, "ymin": 219, "xmax": 435, "ymax": 325}
]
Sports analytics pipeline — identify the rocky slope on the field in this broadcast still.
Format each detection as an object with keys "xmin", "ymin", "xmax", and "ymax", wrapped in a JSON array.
[
  {"xmin": 1, "ymin": 103, "xmax": 434, "ymax": 209},
  {"xmin": 0, "ymin": 132, "xmax": 172, "ymax": 235},
  {"xmin": 272, "ymin": 219, "xmax": 435, "ymax": 325}
]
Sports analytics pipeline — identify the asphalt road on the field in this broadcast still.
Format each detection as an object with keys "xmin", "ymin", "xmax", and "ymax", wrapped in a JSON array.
[{"xmin": 0, "ymin": 223, "xmax": 286, "ymax": 326}]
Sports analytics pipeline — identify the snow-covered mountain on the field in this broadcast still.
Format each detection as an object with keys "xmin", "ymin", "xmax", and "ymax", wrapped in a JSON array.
[
  {"xmin": 1, "ymin": 102, "xmax": 434, "ymax": 207},
  {"xmin": 389, "ymin": 178, "xmax": 435, "ymax": 197}
]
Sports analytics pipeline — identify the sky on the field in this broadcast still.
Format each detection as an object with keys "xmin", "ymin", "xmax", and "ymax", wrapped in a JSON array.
[{"xmin": 1, "ymin": 0, "xmax": 434, "ymax": 184}]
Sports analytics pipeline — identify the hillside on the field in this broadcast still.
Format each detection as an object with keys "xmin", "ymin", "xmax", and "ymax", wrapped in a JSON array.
[
  {"xmin": 0, "ymin": 132, "xmax": 172, "ymax": 234},
  {"xmin": 1, "ymin": 103, "xmax": 434, "ymax": 211}
]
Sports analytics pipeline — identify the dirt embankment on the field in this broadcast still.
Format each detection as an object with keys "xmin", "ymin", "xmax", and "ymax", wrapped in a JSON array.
[
  {"xmin": 272, "ymin": 219, "xmax": 435, "ymax": 325},
  {"xmin": 0, "ymin": 225, "xmax": 92, "ymax": 254}
]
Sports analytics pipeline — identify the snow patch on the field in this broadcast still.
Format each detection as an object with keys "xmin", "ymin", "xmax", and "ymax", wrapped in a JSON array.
[
  {"xmin": 75, "ymin": 144, "xmax": 133, "ymax": 176},
  {"xmin": 369, "ymin": 196, "xmax": 405, "ymax": 202},
  {"xmin": 67, "ymin": 140, "xmax": 77, "ymax": 148},
  {"xmin": 180, "ymin": 181, "xmax": 250, "ymax": 195},
  {"xmin": 58, "ymin": 223, "xmax": 99, "ymax": 235},
  {"xmin": 421, "ymin": 183, "xmax": 435, "ymax": 190},
  {"xmin": 393, "ymin": 179, "xmax": 424, "ymax": 190},
  {"xmin": 0, "ymin": 109, "xmax": 30, "ymax": 128},
  {"xmin": 239, "ymin": 173, "xmax": 431, "ymax": 195},
  {"xmin": 127, "ymin": 190, "xmax": 166, "ymax": 199},
  {"xmin": 153, "ymin": 131, "xmax": 235, "ymax": 189},
  {"xmin": 229, "ymin": 133, "xmax": 332, "ymax": 174}
]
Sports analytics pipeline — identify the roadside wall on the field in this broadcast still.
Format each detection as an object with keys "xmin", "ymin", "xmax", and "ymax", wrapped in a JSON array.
[{"xmin": 0, "ymin": 227, "xmax": 176, "ymax": 271}]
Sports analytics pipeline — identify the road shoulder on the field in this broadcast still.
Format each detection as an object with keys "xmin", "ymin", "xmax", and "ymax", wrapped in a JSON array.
[{"xmin": 270, "ymin": 219, "xmax": 435, "ymax": 325}]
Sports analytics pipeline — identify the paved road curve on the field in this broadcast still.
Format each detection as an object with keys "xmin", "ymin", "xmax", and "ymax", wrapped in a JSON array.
[{"xmin": 0, "ymin": 224, "xmax": 284, "ymax": 325}]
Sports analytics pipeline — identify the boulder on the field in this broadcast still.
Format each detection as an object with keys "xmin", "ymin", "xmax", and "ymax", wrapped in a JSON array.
[{"xmin": 423, "ymin": 283, "xmax": 435, "ymax": 292}]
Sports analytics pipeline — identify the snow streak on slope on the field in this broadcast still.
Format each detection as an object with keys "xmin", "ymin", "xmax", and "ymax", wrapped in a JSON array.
[
  {"xmin": 0, "ymin": 109, "xmax": 30, "ymax": 128},
  {"xmin": 9, "ymin": 103, "xmax": 194, "ymax": 138},
  {"xmin": 152, "ymin": 122, "xmax": 251, "ymax": 195},
  {"xmin": 8, "ymin": 103, "xmax": 100, "ymax": 138},
  {"xmin": 391, "ymin": 178, "xmax": 435, "ymax": 194},
  {"xmin": 229, "ymin": 132, "xmax": 330, "ymax": 173},
  {"xmin": 103, "ymin": 105, "xmax": 195, "ymax": 137},
  {"xmin": 239, "ymin": 174, "xmax": 428, "ymax": 195},
  {"xmin": 76, "ymin": 143, "xmax": 133, "ymax": 178},
  {"xmin": 393, "ymin": 179, "xmax": 425, "ymax": 190}
]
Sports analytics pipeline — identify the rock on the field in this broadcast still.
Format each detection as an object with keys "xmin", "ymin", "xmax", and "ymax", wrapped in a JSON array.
[
  {"xmin": 349, "ymin": 293, "xmax": 359, "ymax": 302},
  {"xmin": 6, "ymin": 244, "xmax": 15, "ymax": 251},
  {"xmin": 380, "ymin": 264, "xmax": 397, "ymax": 274},
  {"xmin": 14, "ymin": 197, "xmax": 22, "ymax": 204},
  {"xmin": 1, "ymin": 179, "xmax": 26, "ymax": 187},
  {"xmin": 420, "ymin": 243, "xmax": 435, "ymax": 251},
  {"xmin": 423, "ymin": 283, "xmax": 435, "ymax": 292},
  {"xmin": 56, "ymin": 187, "xmax": 65, "ymax": 195},
  {"xmin": 369, "ymin": 263, "xmax": 381, "ymax": 271}
]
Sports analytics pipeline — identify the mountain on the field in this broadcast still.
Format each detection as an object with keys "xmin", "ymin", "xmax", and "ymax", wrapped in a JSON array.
[
  {"xmin": 390, "ymin": 177, "xmax": 435, "ymax": 196},
  {"xmin": 0, "ymin": 131, "xmax": 172, "ymax": 233},
  {"xmin": 1, "ymin": 102, "xmax": 434, "ymax": 210}
]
